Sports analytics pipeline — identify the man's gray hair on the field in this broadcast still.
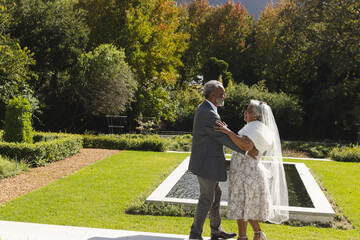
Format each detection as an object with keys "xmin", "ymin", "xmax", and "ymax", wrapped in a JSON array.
[{"xmin": 203, "ymin": 80, "xmax": 224, "ymax": 98}]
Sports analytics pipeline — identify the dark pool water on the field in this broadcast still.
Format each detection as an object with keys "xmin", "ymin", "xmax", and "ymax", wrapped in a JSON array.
[{"xmin": 166, "ymin": 163, "xmax": 314, "ymax": 208}]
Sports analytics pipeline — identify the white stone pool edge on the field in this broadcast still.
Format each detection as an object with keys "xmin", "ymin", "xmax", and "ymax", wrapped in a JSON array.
[{"xmin": 146, "ymin": 157, "xmax": 335, "ymax": 224}]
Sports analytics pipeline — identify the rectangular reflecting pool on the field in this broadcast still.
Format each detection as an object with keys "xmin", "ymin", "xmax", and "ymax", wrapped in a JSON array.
[{"xmin": 147, "ymin": 157, "xmax": 335, "ymax": 223}]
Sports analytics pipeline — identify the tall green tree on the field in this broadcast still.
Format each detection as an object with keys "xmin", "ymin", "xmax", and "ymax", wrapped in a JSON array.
[
  {"xmin": 120, "ymin": 0, "xmax": 188, "ymax": 120},
  {"xmin": 6, "ymin": 0, "xmax": 90, "ymax": 131},
  {"xmin": 179, "ymin": 0, "xmax": 254, "ymax": 85},
  {"xmin": 253, "ymin": 0, "xmax": 360, "ymax": 140},
  {"xmin": 0, "ymin": 4, "xmax": 36, "ymax": 130},
  {"xmin": 253, "ymin": 0, "xmax": 301, "ymax": 92},
  {"xmin": 294, "ymin": 0, "xmax": 360, "ymax": 139},
  {"xmin": 205, "ymin": 0, "xmax": 253, "ymax": 82},
  {"xmin": 178, "ymin": 0, "xmax": 212, "ymax": 85},
  {"xmin": 77, "ymin": 0, "xmax": 188, "ymax": 120},
  {"xmin": 7, "ymin": 0, "xmax": 89, "ymax": 103},
  {"xmin": 27, "ymin": 43, "xmax": 137, "ymax": 133},
  {"xmin": 0, "ymin": 4, "xmax": 35, "ymax": 103},
  {"xmin": 74, "ymin": 44, "xmax": 137, "ymax": 116}
]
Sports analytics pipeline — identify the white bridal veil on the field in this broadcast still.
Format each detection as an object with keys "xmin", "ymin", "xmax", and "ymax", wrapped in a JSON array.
[{"xmin": 252, "ymin": 100, "xmax": 289, "ymax": 224}]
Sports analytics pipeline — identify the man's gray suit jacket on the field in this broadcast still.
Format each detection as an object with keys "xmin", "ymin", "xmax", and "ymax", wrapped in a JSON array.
[{"xmin": 189, "ymin": 100, "xmax": 245, "ymax": 182}]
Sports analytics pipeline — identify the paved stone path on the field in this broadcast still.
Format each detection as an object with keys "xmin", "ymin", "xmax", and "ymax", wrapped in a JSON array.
[{"xmin": 0, "ymin": 220, "xmax": 213, "ymax": 240}]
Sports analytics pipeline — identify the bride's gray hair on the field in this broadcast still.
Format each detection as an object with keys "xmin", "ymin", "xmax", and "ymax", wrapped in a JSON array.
[
  {"xmin": 250, "ymin": 99, "xmax": 267, "ymax": 121},
  {"xmin": 203, "ymin": 80, "xmax": 224, "ymax": 98}
]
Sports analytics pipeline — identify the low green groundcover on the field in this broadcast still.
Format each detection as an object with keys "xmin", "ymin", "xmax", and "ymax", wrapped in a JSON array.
[{"xmin": 0, "ymin": 155, "xmax": 28, "ymax": 179}]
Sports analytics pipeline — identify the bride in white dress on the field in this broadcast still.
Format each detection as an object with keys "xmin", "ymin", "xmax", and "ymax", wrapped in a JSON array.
[{"xmin": 215, "ymin": 100, "xmax": 289, "ymax": 240}]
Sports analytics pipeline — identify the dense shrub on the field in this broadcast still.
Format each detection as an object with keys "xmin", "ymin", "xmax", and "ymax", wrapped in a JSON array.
[
  {"xmin": 83, "ymin": 134, "xmax": 166, "ymax": 152},
  {"xmin": 0, "ymin": 155, "xmax": 29, "ymax": 179},
  {"xmin": 168, "ymin": 82, "xmax": 303, "ymax": 137},
  {"xmin": 3, "ymin": 96, "xmax": 33, "ymax": 143},
  {"xmin": 221, "ymin": 82, "xmax": 303, "ymax": 139},
  {"xmin": 0, "ymin": 132, "xmax": 82, "ymax": 167},
  {"xmin": 168, "ymin": 85, "xmax": 204, "ymax": 132},
  {"xmin": 282, "ymin": 141, "xmax": 339, "ymax": 158},
  {"xmin": 330, "ymin": 145, "xmax": 360, "ymax": 162},
  {"xmin": 165, "ymin": 134, "xmax": 192, "ymax": 152}
]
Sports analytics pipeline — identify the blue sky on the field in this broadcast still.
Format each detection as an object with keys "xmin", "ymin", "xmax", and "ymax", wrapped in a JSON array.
[{"xmin": 177, "ymin": 0, "xmax": 271, "ymax": 19}]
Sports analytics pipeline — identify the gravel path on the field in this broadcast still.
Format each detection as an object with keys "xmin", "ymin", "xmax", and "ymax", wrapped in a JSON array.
[{"xmin": 0, "ymin": 148, "xmax": 121, "ymax": 204}]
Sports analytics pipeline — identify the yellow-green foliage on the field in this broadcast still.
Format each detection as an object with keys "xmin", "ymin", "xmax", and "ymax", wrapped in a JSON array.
[{"xmin": 330, "ymin": 144, "xmax": 360, "ymax": 162}]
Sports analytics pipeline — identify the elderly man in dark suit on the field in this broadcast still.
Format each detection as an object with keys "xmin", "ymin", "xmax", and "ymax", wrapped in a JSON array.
[{"xmin": 188, "ymin": 80, "xmax": 256, "ymax": 240}]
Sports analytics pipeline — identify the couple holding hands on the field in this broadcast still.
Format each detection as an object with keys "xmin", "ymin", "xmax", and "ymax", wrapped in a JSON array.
[{"xmin": 188, "ymin": 80, "xmax": 289, "ymax": 240}]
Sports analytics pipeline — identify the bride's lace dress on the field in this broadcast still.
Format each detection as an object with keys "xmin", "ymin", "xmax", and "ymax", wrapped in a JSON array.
[{"xmin": 227, "ymin": 121, "xmax": 273, "ymax": 221}]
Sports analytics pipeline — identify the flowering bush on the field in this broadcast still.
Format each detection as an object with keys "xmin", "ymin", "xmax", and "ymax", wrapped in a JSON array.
[{"xmin": 136, "ymin": 118, "xmax": 158, "ymax": 135}]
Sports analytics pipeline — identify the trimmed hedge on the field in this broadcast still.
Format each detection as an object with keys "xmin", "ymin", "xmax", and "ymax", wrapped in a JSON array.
[
  {"xmin": 0, "ymin": 132, "xmax": 82, "ymax": 167},
  {"xmin": 3, "ymin": 96, "xmax": 33, "ymax": 143},
  {"xmin": 330, "ymin": 145, "xmax": 360, "ymax": 162},
  {"xmin": 83, "ymin": 134, "xmax": 166, "ymax": 152},
  {"xmin": 83, "ymin": 135, "xmax": 127, "ymax": 150}
]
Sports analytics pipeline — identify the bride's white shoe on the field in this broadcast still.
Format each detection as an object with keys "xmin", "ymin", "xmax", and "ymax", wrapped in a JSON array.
[{"xmin": 253, "ymin": 231, "xmax": 267, "ymax": 240}]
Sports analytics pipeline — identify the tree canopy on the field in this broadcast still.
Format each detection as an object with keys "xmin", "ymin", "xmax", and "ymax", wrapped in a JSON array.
[
  {"xmin": 0, "ymin": 0, "xmax": 359, "ymax": 140},
  {"xmin": 253, "ymin": 0, "xmax": 360, "ymax": 139}
]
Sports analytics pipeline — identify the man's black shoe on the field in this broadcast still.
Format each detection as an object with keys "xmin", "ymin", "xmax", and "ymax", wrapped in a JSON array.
[
  {"xmin": 189, "ymin": 232, "xmax": 203, "ymax": 240},
  {"xmin": 210, "ymin": 231, "xmax": 237, "ymax": 240}
]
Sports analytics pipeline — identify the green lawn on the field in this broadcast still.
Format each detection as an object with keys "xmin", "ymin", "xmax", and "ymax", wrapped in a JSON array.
[{"xmin": 0, "ymin": 151, "xmax": 359, "ymax": 239}]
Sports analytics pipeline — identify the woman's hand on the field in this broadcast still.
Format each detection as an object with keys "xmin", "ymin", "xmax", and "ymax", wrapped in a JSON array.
[
  {"xmin": 247, "ymin": 147, "xmax": 258, "ymax": 159},
  {"xmin": 214, "ymin": 120, "xmax": 231, "ymax": 134}
]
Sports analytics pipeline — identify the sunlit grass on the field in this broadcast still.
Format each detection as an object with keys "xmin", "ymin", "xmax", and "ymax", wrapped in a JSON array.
[{"xmin": 0, "ymin": 152, "xmax": 359, "ymax": 239}]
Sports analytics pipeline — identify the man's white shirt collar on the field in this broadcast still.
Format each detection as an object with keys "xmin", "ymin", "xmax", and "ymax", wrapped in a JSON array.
[{"xmin": 205, "ymin": 99, "xmax": 217, "ymax": 114}]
